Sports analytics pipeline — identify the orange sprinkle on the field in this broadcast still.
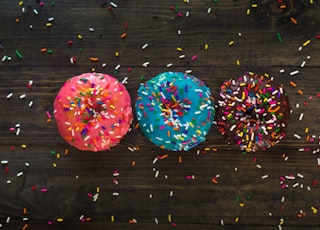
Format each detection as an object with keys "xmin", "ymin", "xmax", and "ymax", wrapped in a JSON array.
[
  {"xmin": 131, "ymin": 160, "xmax": 136, "ymax": 166},
  {"xmin": 121, "ymin": 33, "xmax": 127, "ymax": 39},
  {"xmin": 211, "ymin": 178, "xmax": 218, "ymax": 184},
  {"xmin": 22, "ymin": 224, "xmax": 28, "ymax": 230},
  {"xmin": 167, "ymin": 131, "xmax": 170, "ymax": 137},
  {"xmin": 135, "ymin": 123, "xmax": 139, "ymax": 129},
  {"xmin": 90, "ymin": 57, "xmax": 99, "ymax": 62},
  {"xmin": 280, "ymin": 4, "xmax": 286, "ymax": 9},
  {"xmin": 41, "ymin": 48, "xmax": 47, "ymax": 53},
  {"xmin": 15, "ymin": 18, "xmax": 20, "ymax": 23},
  {"xmin": 212, "ymin": 148, "xmax": 218, "ymax": 152},
  {"xmin": 289, "ymin": 81, "xmax": 297, "ymax": 87},
  {"xmin": 268, "ymin": 106, "xmax": 280, "ymax": 113},
  {"xmin": 290, "ymin": 17, "xmax": 298, "ymax": 24},
  {"xmin": 23, "ymin": 207, "xmax": 27, "ymax": 214},
  {"xmin": 298, "ymin": 89, "xmax": 303, "ymax": 95},
  {"xmin": 178, "ymin": 155, "xmax": 182, "ymax": 163},
  {"xmin": 86, "ymin": 217, "xmax": 92, "ymax": 221},
  {"xmin": 64, "ymin": 148, "xmax": 69, "ymax": 156},
  {"xmin": 160, "ymin": 154, "xmax": 168, "ymax": 160}
]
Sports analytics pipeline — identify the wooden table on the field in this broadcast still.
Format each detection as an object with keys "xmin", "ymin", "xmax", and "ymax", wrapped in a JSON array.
[{"xmin": 0, "ymin": 0, "xmax": 320, "ymax": 229}]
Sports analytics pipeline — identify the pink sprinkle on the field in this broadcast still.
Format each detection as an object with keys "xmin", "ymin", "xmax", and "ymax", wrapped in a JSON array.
[
  {"xmin": 191, "ymin": 55, "xmax": 198, "ymax": 61},
  {"xmin": 39, "ymin": 2, "xmax": 44, "ymax": 6},
  {"xmin": 177, "ymin": 12, "xmax": 182, "ymax": 17},
  {"xmin": 41, "ymin": 188, "xmax": 48, "ymax": 192},
  {"xmin": 48, "ymin": 221, "xmax": 53, "ymax": 225},
  {"xmin": 46, "ymin": 111, "xmax": 51, "ymax": 119},
  {"xmin": 88, "ymin": 193, "xmax": 93, "ymax": 197}
]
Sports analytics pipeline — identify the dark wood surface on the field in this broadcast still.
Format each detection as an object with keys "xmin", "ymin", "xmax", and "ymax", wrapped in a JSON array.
[{"xmin": 0, "ymin": 0, "xmax": 320, "ymax": 229}]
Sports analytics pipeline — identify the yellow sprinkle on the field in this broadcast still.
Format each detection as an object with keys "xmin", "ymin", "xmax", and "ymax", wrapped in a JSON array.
[
  {"xmin": 21, "ymin": 144, "xmax": 27, "ymax": 149},
  {"xmin": 204, "ymin": 147, "xmax": 210, "ymax": 151},
  {"xmin": 176, "ymin": 47, "xmax": 182, "ymax": 52},
  {"xmin": 236, "ymin": 60, "xmax": 240, "ymax": 66},
  {"xmin": 311, "ymin": 206, "xmax": 317, "ymax": 214},
  {"xmin": 96, "ymin": 187, "xmax": 100, "ymax": 193},
  {"xmin": 239, "ymin": 203, "xmax": 245, "ymax": 207},
  {"xmin": 115, "ymin": 51, "xmax": 119, "ymax": 57},
  {"xmin": 77, "ymin": 34, "xmax": 82, "ymax": 40},
  {"xmin": 46, "ymin": 23, "xmax": 52, "ymax": 27},
  {"xmin": 110, "ymin": 104, "xmax": 115, "ymax": 109},
  {"xmin": 57, "ymin": 218, "xmax": 63, "ymax": 222},
  {"xmin": 251, "ymin": 4, "xmax": 258, "ymax": 7},
  {"xmin": 168, "ymin": 214, "xmax": 172, "ymax": 222},
  {"xmin": 56, "ymin": 153, "xmax": 60, "ymax": 159},
  {"xmin": 248, "ymin": 141, "xmax": 252, "ymax": 149},
  {"xmin": 305, "ymin": 128, "xmax": 309, "ymax": 133},
  {"xmin": 189, "ymin": 122, "xmax": 194, "ymax": 128},
  {"xmin": 91, "ymin": 68, "xmax": 95, "ymax": 72},
  {"xmin": 246, "ymin": 8, "xmax": 251, "ymax": 15},
  {"xmin": 310, "ymin": 0, "xmax": 313, "ymax": 4},
  {"xmin": 235, "ymin": 217, "xmax": 239, "ymax": 222},
  {"xmin": 19, "ymin": 1, "xmax": 23, "ymax": 6},
  {"xmin": 111, "ymin": 215, "xmax": 114, "ymax": 222},
  {"xmin": 53, "ymin": 163, "xmax": 57, "ymax": 168},
  {"xmin": 228, "ymin": 40, "xmax": 234, "ymax": 46},
  {"xmin": 239, "ymin": 83, "xmax": 246, "ymax": 87},
  {"xmin": 205, "ymin": 43, "xmax": 209, "ymax": 50},
  {"xmin": 303, "ymin": 39, "xmax": 311, "ymax": 47},
  {"xmin": 196, "ymin": 130, "xmax": 201, "ymax": 135}
]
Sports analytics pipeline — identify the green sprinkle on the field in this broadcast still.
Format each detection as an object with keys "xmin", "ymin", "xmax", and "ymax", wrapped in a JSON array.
[
  {"xmin": 47, "ymin": 49, "xmax": 53, "ymax": 54},
  {"xmin": 114, "ymin": 70, "xmax": 118, "ymax": 75},
  {"xmin": 51, "ymin": 1, "xmax": 55, "ymax": 6},
  {"xmin": 277, "ymin": 32, "xmax": 283, "ymax": 43},
  {"xmin": 175, "ymin": 5, "xmax": 179, "ymax": 12},
  {"xmin": 50, "ymin": 150, "xmax": 56, "ymax": 154},
  {"xmin": 79, "ymin": 48, "xmax": 83, "ymax": 52},
  {"xmin": 212, "ymin": 0, "xmax": 218, "ymax": 2},
  {"xmin": 15, "ymin": 50, "xmax": 23, "ymax": 59},
  {"xmin": 140, "ymin": 76, "xmax": 144, "ymax": 81}
]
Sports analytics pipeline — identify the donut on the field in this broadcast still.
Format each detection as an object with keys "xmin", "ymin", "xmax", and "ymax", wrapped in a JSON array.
[
  {"xmin": 53, "ymin": 72, "xmax": 132, "ymax": 152},
  {"xmin": 216, "ymin": 72, "xmax": 290, "ymax": 152},
  {"xmin": 135, "ymin": 72, "xmax": 215, "ymax": 151}
]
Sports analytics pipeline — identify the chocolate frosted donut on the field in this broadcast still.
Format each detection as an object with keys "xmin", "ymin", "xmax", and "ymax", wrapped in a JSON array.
[{"xmin": 216, "ymin": 72, "xmax": 290, "ymax": 152}]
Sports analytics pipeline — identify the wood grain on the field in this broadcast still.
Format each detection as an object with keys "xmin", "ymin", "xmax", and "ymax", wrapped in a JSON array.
[{"xmin": 0, "ymin": 0, "xmax": 320, "ymax": 229}]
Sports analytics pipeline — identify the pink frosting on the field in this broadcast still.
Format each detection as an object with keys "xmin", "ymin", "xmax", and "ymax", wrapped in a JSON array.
[{"xmin": 53, "ymin": 73, "xmax": 132, "ymax": 151}]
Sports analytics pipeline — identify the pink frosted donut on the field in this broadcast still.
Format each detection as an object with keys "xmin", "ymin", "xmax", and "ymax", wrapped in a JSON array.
[{"xmin": 53, "ymin": 73, "xmax": 132, "ymax": 151}]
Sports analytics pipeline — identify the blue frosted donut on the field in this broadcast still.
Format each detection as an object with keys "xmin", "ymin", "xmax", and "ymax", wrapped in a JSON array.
[{"xmin": 135, "ymin": 72, "xmax": 215, "ymax": 151}]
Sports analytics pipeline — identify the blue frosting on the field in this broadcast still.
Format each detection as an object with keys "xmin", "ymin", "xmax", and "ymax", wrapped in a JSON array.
[{"xmin": 135, "ymin": 72, "xmax": 215, "ymax": 151}]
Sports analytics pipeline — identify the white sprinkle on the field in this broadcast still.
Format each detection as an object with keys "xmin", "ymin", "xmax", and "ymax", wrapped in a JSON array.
[
  {"xmin": 307, "ymin": 55, "xmax": 311, "ymax": 60},
  {"xmin": 298, "ymin": 46, "xmax": 303, "ymax": 51},
  {"xmin": 25, "ymin": 162, "xmax": 30, "ymax": 167},
  {"xmin": 142, "ymin": 43, "xmax": 148, "ymax": 49},
  {"xmin": 152, "ymin": 157, "xmax": 158, "ymax": 164},
  {"xmin": 281, "ymin": 196, "xmax": 285, "ymax": 202},
  {"xmin": 149, "ymin": 194, "xmax": 153, "ymax": 199},
  {"xmin": 293, "ymin": 183, "xmax": 299, "ymax": 188},
  {"xmin": 278, "ymin": 224, "xmax": 282, "ymax": 230},
  {"xmin": 6, "ymin": 217, "xmax": 10, "ymax": 223},
  {"xmin": 113, "ymin": 172, "xmax": 119, "ymax": 177},
  {"xmin": 294, "ymin": 134, "xmax": 301, "ymax": 139},
  {"xmin": 110, "ymin": 2, "xmax": 118, "ymax": 8},
  {"xmin": 115, "ymin": 64, "xmax": 120, "ymax": 70},
  {"xmin": 166, "ymin": 63, "xmax": 173, "ymax": 67},
  {"xmin": 155, "ymin": 170, "xmax": 159, "ymax": 178},
  {"xmin": 317, "ymin": 158, "xmax": 320, "ymax": 166},
  {"xmin": 185, "ymin": 70, "xmax": 192, "ymax": 74},
  {"xmin": 285, "ymin": 175, "xmax": 295, "ymax": 180},
  {"xmin": 300, "ymin": 60, "xmax": 306, "ymax": 68},
  {"xmin": 22, "ymin": 217, "xmax": 28, "ymax": 221},
  {"xmin": 169, "ymin": 190, "xmax": 173, "ymax": 197},
  {"xmin": 238, "ymin": 32, "xmax": 242, "ymax": 37},
  {"xmin": 279, "ymin": 69, "xmax": 285, "ymax": 73},
  {"xmin": 207, "ymin": 8, "xmax": 212, "ymax": 14},
  {"xmin": 121, "ymin": 77, "xmax": 128, "ymax": 84},
  {"xmin": 185, "ymin": 11, "xmax": 190, "ymax": 17},
  {"xmin": 89, "ymin": 27, "xmax": 95, "ymax": 32},
  {"xmin": 177, "ymin": 30, "xmax": 181, "ymax": 35},
  {"xmin": 16, "ymin": 128, "xmax": 20, "ymax": 136},
  {"xmin": 20, "ymin": 94, "xmax": 26, "ymax": 99},
  {"xmin": 102, "ymin": 63, "xmax": 106, "ymax": 67},
  {"xmin": 17, "ymin": 172, "xmax": 24, "ymax": 177},
  {"xmin": 299, "ymin": 113, "xmax": 304, "ymax": 121},
  {"xmin": 154, "ymin": 218, "xmax": 158, "ymax": 224},
  {"xmin": 256, "ymin": 164, "xmax": 262, "ymax": 169},
  {"xmin": 2, "ymin": 55, "xmax": 7, "ymax": 62},
  {"xmin": 1, "ymin": 160, "xmax": 8, "ymax": 164},
  {"xmin": 307, "ymin": 186, "xmax": 311, "ymax": 191},
  {"xmin": 290, "ymin": 70, "xmax": 299, "ymax": 76},
  {"xmin": 7, "ymin": 93, "xmax": 13, "ymax": 99},
  {"xmin": 28, "ymin": 101, "xmax": 33, "ymax": 107},
  {"xmin": 48, "ymin": 17, "xmax": 54, "ymax": 22},
  {"xmin": 220, "ymin": 219, "xmax": 224, "ymax": 226},
  {"xmin": 112, "ymin": 192, "xmax": 119, "ymax": 196},
  {"xmin": 296, "ymin": 103, "xmax": 299, "ymax": 108},
  {"xmin": 179, "ymin": 54, "xmax": 186, "ymax": 59},
  {"xmin": 142, "ymin": 61, "xmax": 149, "ymax": 67},
  {"xmin": 33, "ymin": 9, "xmax": 38, "ymax": 15},
  {"xmin": 7, "ymin": 180, "xmax": 11, "ymax": 184},
  {"xmin": 22, "ymin": 7, "xmax": 25, "ymax": 13},
  {"xmin": 261, "ymin": 174, "xmax": 269, "ymax": 179}
]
